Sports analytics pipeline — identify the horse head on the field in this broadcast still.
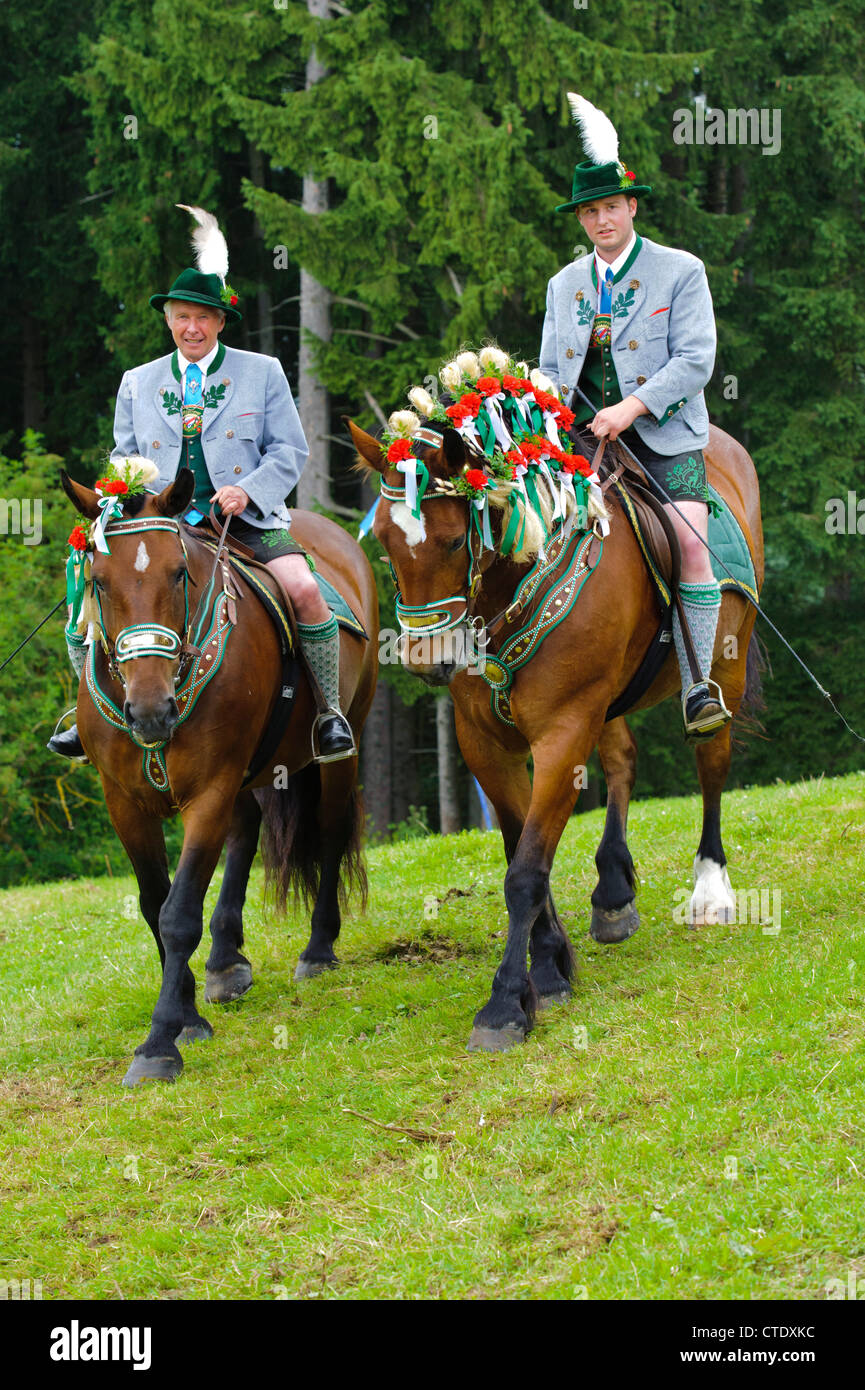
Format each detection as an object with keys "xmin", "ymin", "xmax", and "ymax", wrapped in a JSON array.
[
  {"xmin": 347, "ymin": 419, "xmax": 491, "ymax": 686},
  {"xmin": 61, "ymin": 468, "xmax": 195, "ymax": 745}
]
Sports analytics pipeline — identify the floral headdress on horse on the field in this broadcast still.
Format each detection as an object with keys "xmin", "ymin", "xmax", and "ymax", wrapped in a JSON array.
[{"xmin": 380, "ymin": 346, "xmax": 609, "ymax": 562}]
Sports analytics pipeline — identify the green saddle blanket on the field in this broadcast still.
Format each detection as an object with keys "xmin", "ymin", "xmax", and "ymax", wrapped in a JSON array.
[
  {"xmin": 313, "ymin": 569, "xmax": 368, "ymax": 638},
  {"xmin": 707, "ymin": 484, "xmax": 758, "ymax": 600}
]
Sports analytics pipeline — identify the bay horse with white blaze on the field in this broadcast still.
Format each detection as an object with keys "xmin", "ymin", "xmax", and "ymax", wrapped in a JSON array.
[
  {"xmin": 348, "ymin": 419, "xmax": 764, "ymax": 1052},
  {"xmin": 61, "ymin": 467, "xmax": 378, "ymax": 1085}
]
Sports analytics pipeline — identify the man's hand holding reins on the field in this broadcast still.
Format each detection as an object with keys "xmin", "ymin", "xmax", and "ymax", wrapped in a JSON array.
[
  {"xmin": 590, "ymin": 394, "xmax": 649, "ymax": 440},
  {"xmin": 211, "ymin": 485, "xmax": 249, "ymax": 516}
]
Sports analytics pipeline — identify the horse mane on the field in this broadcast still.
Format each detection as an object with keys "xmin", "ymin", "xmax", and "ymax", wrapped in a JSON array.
[{"xmin": 484, "ymin": 467, "xmax": 609, "ymax": 563}]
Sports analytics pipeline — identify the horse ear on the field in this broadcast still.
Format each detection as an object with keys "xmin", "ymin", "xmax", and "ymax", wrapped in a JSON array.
[
  {"xmin": 60, "ymin": 470, "xmax": 102, "ymax": 520},
  {"xmin": 154, "ymin": 468, "xmax": 195, "ymax": 517},
  {"xmin": 441, "ymin": 427, "xmax": 466, "ymax": 474},
  {"xmin": 345, "ymin": 418, "xmax": 387, "ymax": 474}
]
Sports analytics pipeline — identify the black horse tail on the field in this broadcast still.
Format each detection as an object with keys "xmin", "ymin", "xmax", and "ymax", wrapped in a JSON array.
[
  {"xmin": 735, "ymin": 627, "xmax": 770, "ymax": 737},
  {"xmin": 254, "ymin": 766, "xmax": 368, "ymax": 915}
]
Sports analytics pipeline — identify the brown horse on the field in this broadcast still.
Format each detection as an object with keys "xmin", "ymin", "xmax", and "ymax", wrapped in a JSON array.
[
  {"xmin": 61, "ymin": 467, "xmax": 378, "ymax": 1085},
  {"xmin": 348, "ymin": 419, "xmax": 764, "ymax": 1051}
]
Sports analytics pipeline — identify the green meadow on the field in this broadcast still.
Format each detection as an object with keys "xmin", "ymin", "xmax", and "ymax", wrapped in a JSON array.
[{"xmin": 1, "ymin": 772, "xmax": 864, "ymax": 1300}]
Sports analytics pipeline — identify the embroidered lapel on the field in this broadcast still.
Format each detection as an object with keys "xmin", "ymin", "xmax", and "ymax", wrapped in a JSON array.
[
  {"xmin": 606, "ymin": 236, "xmax": 648, "ymax": 343},
  {"xmin": 569, "ymin": 260, "xmax": 597, "ymax": 339},
  {"xmin": 156, "ymin": 352, "xmax": 182, "ymax": 435},
  {"xmin": 199, "ymin": 343, "xmax": 234, "ymax": 429}
]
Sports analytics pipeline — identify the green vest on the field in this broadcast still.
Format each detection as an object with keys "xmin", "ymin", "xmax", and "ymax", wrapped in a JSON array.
[
  {"xmin": 572, "ymin": 236, "xmax": 642, "ymax": 425},
  {"xmin": 173, "ymin": 343, "xmax": 227, "ymax": 511}
]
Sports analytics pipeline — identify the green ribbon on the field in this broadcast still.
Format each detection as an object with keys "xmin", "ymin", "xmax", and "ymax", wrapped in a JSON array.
[
  {"xmin": 526, "ymin": 400, "xmax": 544, "ymax": 434},
  {"xmin": 502, "ymin": 397, "xmax": 530, "ymax": 442},
  {"xmin": 65, "ymin": 549, "xmax": 88, "ymax": 635},
  {"xmin": 475, "ymin": 405, "xmax": 497, "ymax": 458},
  {"xmin": 499, "ymin": 494, "xmax": 527, "ymax": 558},
  {"xmin": 523, "ymin": 466, "xmax": 549, "ymax": 541}
]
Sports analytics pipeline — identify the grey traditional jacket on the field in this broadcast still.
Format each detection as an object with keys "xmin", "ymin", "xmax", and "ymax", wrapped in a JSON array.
[
  {"xmin": 111, "ymin": 342, "xmax": 308, "ymax": 528},
  {"xmin": 539, "ymin": 233, "xmax": 716, "ymax": 454}
]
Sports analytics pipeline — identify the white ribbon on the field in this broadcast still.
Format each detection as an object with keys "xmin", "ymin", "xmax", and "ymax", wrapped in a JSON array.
[
  {"xmin": 544, "ymin": 412, "xmax": 562, "ymax": 450},
  {"xmin": 395, "ymin": 458, "xmax": 419, "ymax": 515},
  {"xmin": 484, "ymin": 393, "xmax": 514, "ymax": 450},
  {"xmin": 537, "ymin": 459, "xmax": 561, "ymax": 521},
  {"xmin": 92, "ymin": 495, "xmax": 125, "ymax": 555}
]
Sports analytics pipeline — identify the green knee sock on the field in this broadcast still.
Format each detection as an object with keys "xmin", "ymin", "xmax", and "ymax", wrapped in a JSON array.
[
  {"xmin": 297, "ymin": 614, "xmax": 343, "ymax": 712},
  {"xmin": 672, "ymin": 580, "xmax": 721, "ymax": 705}
]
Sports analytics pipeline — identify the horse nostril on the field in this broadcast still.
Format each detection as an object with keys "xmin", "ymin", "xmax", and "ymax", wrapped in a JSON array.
[
  {"xmin": 165, "ymin": 697, "xmax": 178, "ymax": 725},
  {"xmin": 123, "ymin": 700, "xmax": 134, "ymax": 727}
]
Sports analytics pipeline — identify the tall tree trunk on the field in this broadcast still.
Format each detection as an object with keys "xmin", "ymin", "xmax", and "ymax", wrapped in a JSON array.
[
  {"xmin": 361, "ymin": 681, "xmax": 392, "ymax": 838},
  {"xmin": 298, "ymin": 0, "xmax": 332, "ymax": 510},
  {"xmin": 248, "ymin": 144, "xmax": 275, "ymax": 359},
  {"xmin": 436, "ymin": 698, "xmax": 461, "ymax": 834},
  {"xmin": 391, "ymin": 694, "xmax": 416, "ymax": 827}
]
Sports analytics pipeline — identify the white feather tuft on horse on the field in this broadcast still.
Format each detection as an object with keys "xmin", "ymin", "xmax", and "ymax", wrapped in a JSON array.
[
  {"xmin": 176, "ymin": 204, "xmax": 229, "ymax": 283},
  {"xmin": 566, "ymin": 93, "xmax": 620, "ymax": 166}
]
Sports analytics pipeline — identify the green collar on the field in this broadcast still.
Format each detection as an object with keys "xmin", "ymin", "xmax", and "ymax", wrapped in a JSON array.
[
  {"xmin": 590, "ymin": 234, "xmax": 643, "ymax": 291},
  {"xmin": 169, "ymin": 341, "xmax": 226, "ymax": 383}
]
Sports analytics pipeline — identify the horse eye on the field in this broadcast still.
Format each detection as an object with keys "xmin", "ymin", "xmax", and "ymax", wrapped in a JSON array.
[
  {"xmin": 175, "ymin": 569, "xmax": 187, "ymax": 585},
  {"xmin": 448, "ymin": 535, "xmax": 465, "ymax": 553}
]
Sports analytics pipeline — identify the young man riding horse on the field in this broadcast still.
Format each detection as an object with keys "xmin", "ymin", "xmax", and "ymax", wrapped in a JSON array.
[
  {"xmin": 49, "ymin": 205, "xmax": 354, "ymax": 763},
  {"xmin": 539, "ymin": 94, "xmax": 729, "ymax": 741}
]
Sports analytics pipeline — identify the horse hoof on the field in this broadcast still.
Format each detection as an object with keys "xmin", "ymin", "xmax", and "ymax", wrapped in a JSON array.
[
  {"xmin": 590, "ymin": 901, "xmax": 640, "ymax": 944},
  {"xmin": 204, "ymin": 962, "xmax": 253, "ymax": 1003},
  {"xmin": 121, "ymin": 1053, "xmax": 183, "ymax": 1087},
  {"xmin": 175, "ymin": 1019, "xmax": 214, "ymax": 1045},
  {"xmin": 466, "ymin": 1023, "xmax": 525, "ymax": 1053},
  {"xmin": 294, "ymin": 958, "xmax": 338, "ymax": 981},
  {"xmin": 537, "ymin": 989, "xmax": 571, "ymax": 1010}
]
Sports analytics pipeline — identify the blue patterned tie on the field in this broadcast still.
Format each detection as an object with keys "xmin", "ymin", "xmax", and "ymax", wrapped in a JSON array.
[
  {"xmin": 599, "ymin": 265, "xmax": 614, "ymax": 315},
  {"xmin": 185, "ymin": 361, "xmax": 202, "ymax": 404}
]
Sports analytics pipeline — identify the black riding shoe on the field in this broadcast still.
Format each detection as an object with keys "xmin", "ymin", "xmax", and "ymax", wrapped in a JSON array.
[
  {"xmin": 47, "ymin": 723, "xmax": 86, "ymax": 760},
  {"xmin": 313, "ymin": 711, "xmax": 356, "ymax": 763},
  {"xmin": 683, "ymin": 681, "xmax": 732, "ymax": 743}
]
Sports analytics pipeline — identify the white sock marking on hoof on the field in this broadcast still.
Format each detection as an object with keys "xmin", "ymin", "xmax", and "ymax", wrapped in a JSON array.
[{"xmin": 688, "ymin": 855, "xmax": 735, "ymax": 925}]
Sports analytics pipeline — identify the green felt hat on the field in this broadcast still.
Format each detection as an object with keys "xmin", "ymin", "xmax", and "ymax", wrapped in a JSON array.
[
  {"xmin": 149, "ymin": 268, "xmax": 242, "ymax": 322},
  {"xmin": 555, "ymin": 161, "xmax": 652, "ymax": 214}
]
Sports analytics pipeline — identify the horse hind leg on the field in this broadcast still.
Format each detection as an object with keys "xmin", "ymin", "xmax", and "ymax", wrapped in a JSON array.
[
  {"xmin": 204, "ymin": 790, "xmax": 261, "ymax": 1004},
  {"xmin": 591, "ymin": 717, "xmax": 640, "ymax": 943},
  {"xmin": 295, "ymin": 760, "xmax": 365, "ymax": 979},
  {"xmin": 689, "ymin": 722, "xmax": 737, "ymax": 926}
]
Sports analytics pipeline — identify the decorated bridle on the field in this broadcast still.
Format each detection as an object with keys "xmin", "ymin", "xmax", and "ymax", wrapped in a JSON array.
[
  {"xmin": 67, "ymin": 497, "xmax": 230, "ymax": 690},
  {"xmin": 378, "ymin": 426, "xmax": 500, "ymax": 638}
]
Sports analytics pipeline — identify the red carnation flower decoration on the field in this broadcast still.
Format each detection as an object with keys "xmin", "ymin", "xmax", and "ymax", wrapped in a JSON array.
[
  {"xmin": 68, "ymin": 525, "xmax": 87, "ymax": 551},
  {"xmin": 502, "ymin": 375, "xmax": 529, "ymax": 395},
  {"xmin": 95, "ymin": 477, "xmax": 129, "ymax": 495},
  {"xmin": 476, "ymin": 376, "xmax": 501, "ymax": 397},
  {"xmin": 561, "ymin": 453, "xmax": 592, "ymax": 478},
  {"xmin": 386, "ymin": 438, "xmax": 413, "ymax": 463},
  {"xmin": 554, "ymin": 404, "xmax": 576, "ymax": 431},
  {"xmin": 230, "ymin": 294, "xmax": 239, "ymax": 306},
  {"xmin": 464, "ymin": 469, "xmax": 490, "ymax": 492},
  {"xmin": 459, "ymin": 392, "xmax": 483, "ymax": 414}
]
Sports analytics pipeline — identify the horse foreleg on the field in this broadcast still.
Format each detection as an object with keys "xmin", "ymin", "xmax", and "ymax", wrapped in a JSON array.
[
  {"xmin": 591, "ymin": 716, "xmax": 640, "ymax": 943},
  {"xmin": 467, "ymin": 717, "xmax": 599, "ymax": 1052},
  {"xmin": 123, "ymin": 791, "xmax": 236, "ymax": 1086},
  {"xmin": 204, "ymin": 790, "xmax": 261, "ymax": 1004},
  {"xmin": 102, "ymin": 784, "xmax": 211, "ymax": 1051},
  {"xmin": 454, "ymin": 711, "xmax": 575, "ymax": 1008}
]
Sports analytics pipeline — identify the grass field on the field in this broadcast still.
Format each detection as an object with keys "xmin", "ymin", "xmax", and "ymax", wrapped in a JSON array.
[{"xmin": 2, "ymin": 771, "xmax": 864, "ymax": 1301}]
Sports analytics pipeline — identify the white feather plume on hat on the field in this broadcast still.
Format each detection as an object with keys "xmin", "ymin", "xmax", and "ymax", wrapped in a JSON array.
[
  {"xmin": 175, "ymin": 204, "xmax": 229, "ymax": 284},
  {"xmin": 566, "ymin": 93, "xmax": 622, "ymax": 169}
]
